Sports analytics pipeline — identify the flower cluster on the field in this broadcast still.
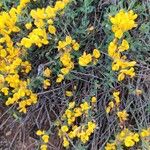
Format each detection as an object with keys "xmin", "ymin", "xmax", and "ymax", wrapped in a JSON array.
[
  {"xmin": 108, "ymin": 10, "xmax": 138, "ymax": 81},
  {"xmin": 36, "ymin": 130, "xmax": 50, "ymax": 150},
  {"xmin": 57, "ymin": 98, "xmax": 96, "ymax": 148},
  {"xmin": 110, "ymin": 9, "xmax": 138, "ymax": 39},
  {"xmin": 21, "ymin": 0, "xmax": 70, "ymax": 48},
  {"xmin": 106, "ymin": 91, "xmax": 129, "ymax": 124},
  {"xmin": 140, "ymin": 128, "xmax": 150, "ymax": 138},
  {"xmin": 42, "ymin": 68, "xmax": 52, "ymax": 90},
  {"xmin": 56, "ymin": 36, "xmax": 80, "ymax": 83},
  {"xmin": 117, "ymin": 110, "xmax": 129, "ymax": 123},
  {"xmin": 79, "ymin": 49, "xmax": 101, "ymax": 66},
  {"xmin": 105, "ymin": 127, "xmax": 150, "ymax": 150},
  {"xmin": 0, "ymin": 0, "xmax": 32, "ymax": 35},
  {"xmin": 105, "ymin": 128, "xmax": 139, "ymax": 149},
  {"xmin": 105, "ymin": 73, "xmax": 148, "ymax": 149},
  {"xmin": 21, "ymin": 28, "xmax": 49, "ymax": 48},
  {"xmin": 65, "ymin": 90, "xmax": 73, "ymax": 97},
  {"xmin": 106, "ymin": 91, "xmax": 120, "ymax": 114},
  {"xmin": 0, "ymin": 0, "xmax": 37, "ymax": 113}
]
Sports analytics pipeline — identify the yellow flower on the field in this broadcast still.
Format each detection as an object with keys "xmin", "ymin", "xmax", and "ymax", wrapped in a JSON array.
[
  {"xmin": 5, "ymin": 98, "xmax": 15, "ymax": 106},
  {"xmin": 63, "ymin": 137, "xmax": 69, "ymax": 147},
  {"xmin": 42, "ymin": 134, "xmax": 49, "ymax": 143},
  {"xmin": 48, "ymin": 25, "xmax": 56, "ymax": 35},
  {"xmin": 66, "ymin": 91, "xmax": 73, "ymax": 97},
  {"xmin": 68, "ymin": 117, "xmax": 75, "ymax": 125},
  {"xmin": 79, "ymin": 52, "xmax": 92, "ymax": 66},
  {"xmin": 124, "ymin": 136, "xmax": 135, "ymax": 147},
  {"xmin": 73, "ymin": 42, "xmax": 80, "ymax": 51},
  {"xmin": 74, "ymin": 107, "xmax": 82, "ymax": 117},
  {"xmin": 0, "ymin": 75, "xmax": 4, "ymax": 83},
  {"xmin": 133, "ymin": 133, "xmax": 139, "ymax": 142},
  {"xmin": 120, "ymin": 67, "xmax": 136, "ymax": 78},
  {"xmin": 56, "ymin": 74, "xmax": 64, "ymax": 83},
  {"xmin": 118, "ymin": 39, "xmax": 129, "ymax": 52},
  {"xmin": 113, "ymin": 91, "xmax": 120, "ymax": 105},
  {"xmin": 68, "ymin": 101, "xmax": 75, "ymax": 109},
  {"xmin": 109, "ymin": 101, "xmax": 115, "ymax": 108},
  {"xmin": 140, "ymin": 129, "xmax": 150, "ymax": 137},
  {"xmin": 79, "ymin": 131, "xmax": 89, "ymax": 143},
  {"xmin": 61, "ymin": 125, "xmax": 69, "ymax": 132},
  {"xmin": 61, "ymin": 67, "xmax": 70, "ymax": 75},
  {"xmin": 36, "ymin": 130, "xmax": 45, "ymax": 136},
  {"xmin": 91, "ymin": 96, "xmax": 97, "ymax": 103},
  {"xmin": 105, "ymin": 143, "xmax": 116, "ymax": 150},
  {"xmin": 63, "ymin": 0, "xmax": 70, "ymax": 4},
  {"xmin": 65, "ymin": 109, "xmax": 72, "ymax": 118},
  {"xmin": 93, "ymin": 49, "xmax": 100, "ymax": 58},
  {"xmin": 113, "ymin": 91, "xmax": 120, "ymax": 97},
  {"xmin": 43, "ymin": 79, "xmax": 51, "ymax": 89},
  {"xmin": 118, "ymin": 72, "xmax": 125, "ymax": 81},
  {"xmin": 106, "ymin": 101, "xmax": 115, "ymax": 114},
  {"xmin": 117, "ymin": 129, "xmax": 128, "ymax": 141},
  {"xmin": 21, "ymin": 38, "xmax": 32, "ymax": 48},
  {"xmin": 47, "ymin": 19, "xmax": 53, "ymax": 24},
  {"xmin": 57, "ymin": 41, "xmax": 66, "ymax": 50},
  {"xmin": 40, "ymin": 144, "xmax": 47, "ymax": 150},
  {"xmin": 43, "ymin": 68, "xmax": 52, "ymax": 77},
  {"xmin": 60, "ymin": 52, "xmax": 71, "ymax": 67},
  {"xmin": 0, "ymin": 49, "xmax": 7, "ymax": 58},
  {"xmin": 110, "ymin": 9, "xmax": 138, "ymax": 39},
  {"xmin": 68, "ymin": 131, "xmax": 76, "ymax": 139},
  {"xmin": 117, "ymin": 110, "xmax": 129, "ymax": 122},
  {"xmin": 108, "ymin": 41, "xmax": 117, "ymax": 58},
  {"xmin": 106, "ymin": 107, "xmax": 111, "ymax": 114},
  {"xmin": 65, "ymin": 36, "xmax": 72, "ymax": 45},
  {"xmin": 25, "ymin": 22, "xmax": 32, "ymax": 30},
  {"xmin": 55, "ymin": 1, "xmax": 65, "ymax": 11},
  {"xmin": 115, "ymin": 29, "xmax": 123, "ymax": 39},
  {"xmin": 1, "ymin": 87, "xmax": 9, "ymax": 95},
  {"xmin": 80, "ymin": 102, "xmax": 90, "ymax": 112},
  {"xmin": 87, "ymin": 121, "xmax": 96, "ymax": 133}
]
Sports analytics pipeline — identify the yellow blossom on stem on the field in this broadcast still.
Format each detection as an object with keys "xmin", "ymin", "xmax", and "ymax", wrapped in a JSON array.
[
  {"xmin": 48, "ymin": 25, "xmax": 56, "ymax": 35},
  {"xmin": 42, "ymin": 134, "xmax": 49, "ymax": 143},
  {"xmin": 25, "ymin": 22, "xmax": 32, "ymax": 30},
  {"xmin": 40, "ymin": 144, "xmax": 47, "ymax": 150},
  {"xmin": 66, "ymin": 91, "xmax": 73, "ymax": 97},
  {"xmin": 93, "ymin": 49, "xmax": 101, "ymax": 59},
  {"xmin": 140, "ymin": 129, "xmax": 150, "ymax": 137},
  {"xmin": 61, "ymin": 125, "xmax": 69, "ymax": 132},
  {"xmin": 124, "ymin": 136, "xmax": 135, "ymax": 147},
  {"xmin": 105, "ymin": 143, "xmax": 116, "ymax": 150},
  {"xmin": 43, "ymin": 79, "xmax": 51, "ymax": 89},
  {"xmin": 56, "ymin": 74, "xmax": 64, "ymax": 83},
  {"xmin": 91, "ymin": 96, "xmax": 97, "ymax": 103},
  {"xmin": 80, "ymin": 102, "xmax": 90, "ymax": 111},
  {"xmin": 36, "ymin": 130, "xmax": 45, "ymax": 136},
  {"xmin": 43, "ymin": 68, "xmax": 52, "ymax": 77},
  {"xmin": 79, "ymin": 52, "xmax": 92, "ymax": 66},
  {"xmin": 73, "ymin": 42, "xmax": 80, "ymax": 51},
  {"xmin": 68, "ymin": 101, "xmax": 75, "ymax": 109},
  {"xmin": 63, "ymin": 137, "xmax": 69, "ymax": 147},
  {"xmin": 117, "ymin": 110, "xmax": 129, "ymax": 122}
]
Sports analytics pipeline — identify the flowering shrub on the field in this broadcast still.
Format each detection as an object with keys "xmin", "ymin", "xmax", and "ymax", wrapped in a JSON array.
[
  {"xmin": 0, "ymin": 0, "xmax": 37, "ymax": 113},
  {"xmin": 108, "ymin": 9, "xmax": 137, "ymax": 81},
  {"xmin": 57, "ymin": 99, "xmax": 96, "ymax": 148},
  {"xmin": 36, "ymin": 130, "xmax": 50, "ymax": 150},
  {"xmin": 0, "ymin": 0, "xmax": 149, "ymax": 150}
]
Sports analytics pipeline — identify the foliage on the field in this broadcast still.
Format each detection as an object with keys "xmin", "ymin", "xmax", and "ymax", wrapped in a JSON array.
[{"xmin": 0, "ymin": 0, "xmax": 149, "ymax": 150}]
